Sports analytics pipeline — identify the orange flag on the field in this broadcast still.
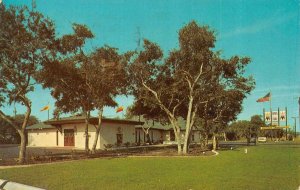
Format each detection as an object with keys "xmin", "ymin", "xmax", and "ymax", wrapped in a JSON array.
[{"xmin": 116, "ymin": 106, "xmax": 124, "ymax": 113}]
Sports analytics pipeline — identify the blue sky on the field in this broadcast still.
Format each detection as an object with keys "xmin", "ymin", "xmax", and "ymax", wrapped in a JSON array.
[{"xmin": 2, "ymin": 0, "xmax": 300, "ymax": 130}]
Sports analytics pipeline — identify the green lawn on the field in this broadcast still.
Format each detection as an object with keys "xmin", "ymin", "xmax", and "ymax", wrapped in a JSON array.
[{"xmin": 0, "ymin": 144, "xmax": 299, "ymax": 190}]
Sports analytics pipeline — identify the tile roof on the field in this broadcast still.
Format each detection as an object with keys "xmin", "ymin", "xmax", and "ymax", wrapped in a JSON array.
[
  {"xmin": 131, "ymin": 116, "xmax": 191, "ymax": 131},
  {"xmin": 26, "ymin": 122, "xmax": 56, "ymax": 130},
  {"xmin": 45, "ymin": 116, "xmax": 143, "ymax": 125},
  {"xmin": 26, "ymin": 115, "xmax": 144, "ymax": 130}
]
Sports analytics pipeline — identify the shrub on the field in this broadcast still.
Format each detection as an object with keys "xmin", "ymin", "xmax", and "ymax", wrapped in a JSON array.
[
  {"xmin": 104, "ymin": 144, "xmax": 113, "ymax": 149},
  {"xmin": 124, "ymin": 142, "xmax": 130, "ymax": 147}
]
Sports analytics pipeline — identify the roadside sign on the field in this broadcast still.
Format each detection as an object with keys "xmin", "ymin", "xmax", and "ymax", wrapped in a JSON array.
[{"xmin": 280, "ymin": 111, "xmax": 286, "ymax": 121}]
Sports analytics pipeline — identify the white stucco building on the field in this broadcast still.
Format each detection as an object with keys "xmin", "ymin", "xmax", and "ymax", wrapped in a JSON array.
[
  {"xmin": 134, "ymin": 117, "xmax": 202, "ymax": 145},
  {"xmin": 27, "ymin": 116, "xmax": 143, "ymax": 149},
  {"xmin": 27, "ymin": 116, "xmax": 202, "ymax": 149}
]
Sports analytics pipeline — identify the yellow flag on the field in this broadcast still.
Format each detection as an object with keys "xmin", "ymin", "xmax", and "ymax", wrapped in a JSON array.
[{"xmin": 40, "ymin": 105, "xmax": 50, "ymax": 112}]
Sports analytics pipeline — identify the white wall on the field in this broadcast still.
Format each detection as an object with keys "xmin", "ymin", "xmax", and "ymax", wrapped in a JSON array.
[
  {"xmin": 27, "ymin": 122, "xmax": 137, "ymax": 149},
  {"xmin": 58, "ymin": 123, "xmax": 136, "ymax": 149},
  {"xmin": 28, "ymin": 125, "xmax": 202, "ymax": 148},
  {"xmin": 28, "ymin": 129, "xmax": 57, "ymax": 147},
  {"xmin": 58, "ymin": 123, "xmax": 97, "ymax": 149},
  {"xmin": 99, "ymin": 123, "xmax": 136, "ymax": 149}
]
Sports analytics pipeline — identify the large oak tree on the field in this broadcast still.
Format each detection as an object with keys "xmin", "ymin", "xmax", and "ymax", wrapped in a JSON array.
[
  {"xmin": 0, "ymin": 5, "xmax": 57, "ymax": 163},
  {"xmin": 129, "ymin": 21, "xmax": 254, "ymax": 154},
  {"xmin": 39, "ymin": 25, "xmax": 128, "ymax": 152}
]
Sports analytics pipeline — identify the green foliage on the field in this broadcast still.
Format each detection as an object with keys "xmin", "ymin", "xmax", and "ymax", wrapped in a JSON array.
[
  {"xmin": 13, "ymin": 114, "xmax": 39, "ymax": 127},
  {"xmin": 0, "ymin": 114, "xmax": 39, "ymax": 144},
  {"xmin": 227, "ymin": 115, "xmax": 265, "ymax": 140},
  {"xmin": 227, "ymin": 120, "xmax": 252, "ymax": 140},
  {"xmin": 0, "ymin": 5, "xmax": 57, "ymax": 107},
  {"xmin": 37, "ymin": 23, "xmax": 95, "ymax": 114},
  {"xmin": 251, "ymin": 115, "xmax": 265, "ymax": 136},
  {"xmin": 37, "ymin": 22, "xmax": 128, "ymax": 151},
  {"xmin": 0, "ymin": 4, "xmax": 59, "ymax": 162},
  {"xmin": 128, "ymin": 21, "xmax": 255, "ymax": 151},
  {"xmin": 39, "ymin": 25, "xmax": 127, "ymax": 114}
]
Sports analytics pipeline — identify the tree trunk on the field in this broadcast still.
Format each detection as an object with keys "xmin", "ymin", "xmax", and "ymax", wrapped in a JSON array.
[
  {"xmin": 183, "ymin": 132, "xmax": 190, "ymax": 154},
  {"xmin": 18, "ymin": 103, "xmax": 31, "ymax": 164},
  {"xmin": 141, "ymin": 127, "xmax": 151, "ymax": 144},
  {"xmin": 203, "ymin": 120, "xmax": 209, "ymax": 148},
  {"xmin": 182, "ymin": 96, "xmax": 194, "ymax": 155},
  {"xmin": 0, "ymin": 111, "xmax": 27, "ymax": 164},
  {"xmin": 205, "ymin": 133, "xmax": 209, "ymax": 148},
  {"xmin": 146, "ymin": 133, "xmax": 151, "ymax": 144},
  {"xmin": 18, "ymin": 130, "xmax": 26, "ymax": 164},
  {"xmin": 212, "ymin": 133, "xmax": 218, "ymax": 151},
  {"xmin": 1, "ymin": 102, "xmax": 31, "ymax": 164},
  {"xmin": 169, "ymin": 118, "xmax": 183, "ymax": 155},
  {"xmin": 84, "ymin": 111, "xmax": 90, "ymax": 154},
  {"xmin": 176, "ymin": 132, "xmax": 182, "ymax": 155},
  {"xmin": 92, "ymin": 107, "xmax": 103, "ymax": 153},
  {"xmin": 223, "ymin": 132, "xmax": 227, "ymax": 141}
]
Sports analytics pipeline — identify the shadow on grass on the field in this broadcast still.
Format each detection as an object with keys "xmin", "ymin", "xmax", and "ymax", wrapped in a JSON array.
[{"xmin": 1, "ymin": 144, "xmax": 221, "ymax": 166}]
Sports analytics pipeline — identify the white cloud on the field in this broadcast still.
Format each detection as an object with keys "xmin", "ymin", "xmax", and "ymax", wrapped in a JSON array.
[
  {"xmin": 220, "ymin": 12, "xmax": 297, "ymax": 39},
  {"xmin": 254, "ymin": 85, "xmax": 300, "ymax": 93}
]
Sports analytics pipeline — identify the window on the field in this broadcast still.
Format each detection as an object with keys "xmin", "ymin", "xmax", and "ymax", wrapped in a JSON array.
[{"xmin": 191, "ymin": 132, "xmax": 195, "ymax": 142}]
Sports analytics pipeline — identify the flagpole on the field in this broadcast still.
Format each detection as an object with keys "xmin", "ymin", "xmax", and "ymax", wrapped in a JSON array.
[
  {"xmin": 47, "ymin": 101, "xmax": 50, "ymax": 120},
  {"xmin": 270, "ymin": 92, "xmax": 272, "ymax": 126},
  {"xmin": 285, "ymin": 106, "xmax": 288, "ymax": 140},
  {"xmin": 278, "ymin": 107, "xmax": 280, "ymax": 127},
  {"xmin": 263, "ymin": 108, "xmax": 265, "ymax": 124}
]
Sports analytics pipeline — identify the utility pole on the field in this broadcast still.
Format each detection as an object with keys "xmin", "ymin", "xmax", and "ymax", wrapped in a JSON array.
[
  {"xmin": 32, "ymin": 0, "xmax": 36, "ymax": 10},
  {"xmin": 298, "ymin": 97, "xmax": 300, "ymax": 138},
  {"xmin": 291, "ymin": 117, "xmax": 298, "ymax": 138}
]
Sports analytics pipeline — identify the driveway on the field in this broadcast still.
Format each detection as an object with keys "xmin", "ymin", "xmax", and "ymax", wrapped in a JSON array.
[{"xmin": 0, "ymin": 145, "xmax": 82, "ymax": 160}]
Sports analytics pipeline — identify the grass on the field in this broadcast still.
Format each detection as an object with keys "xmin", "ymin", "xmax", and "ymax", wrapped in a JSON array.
[
  {"xmin": 294, "ymin": 137, "xmax": 300, "ymax": 143},
  {"xmin": 0, "ymin": 143, "xmax": 299, "ymax": 190}
]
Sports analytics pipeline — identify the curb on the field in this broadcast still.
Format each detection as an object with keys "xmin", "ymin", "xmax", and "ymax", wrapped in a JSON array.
[
  {"xmin": 0, "ymin": 179, "xmax": 45, "ymax": 190},
  {"xmin": 212, "ymin": 150, "xmax": 219, "ymax": 156}
]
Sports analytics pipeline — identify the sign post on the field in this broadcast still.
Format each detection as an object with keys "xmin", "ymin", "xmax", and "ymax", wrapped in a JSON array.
[{"xmin": 285, "ymin": 107, "xmax": 288, "ymax": 140}]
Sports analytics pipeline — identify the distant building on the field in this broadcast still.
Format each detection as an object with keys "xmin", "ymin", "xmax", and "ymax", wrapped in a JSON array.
[{"xmin": 134, "ymin": 117, "xmax": 201, "ymax": 145}]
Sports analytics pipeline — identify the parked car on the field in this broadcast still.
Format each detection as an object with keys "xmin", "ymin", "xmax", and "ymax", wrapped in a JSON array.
[{"xmin": 257, "ymin": 137, "xmax": 267, "ymax": 142}]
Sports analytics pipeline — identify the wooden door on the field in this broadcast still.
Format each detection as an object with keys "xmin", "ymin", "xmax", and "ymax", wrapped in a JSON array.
[
  {"xmin": 64, "ymin": 129, "xmax": 75, "ymax": 146},
  {"xmin": 116, "ymin": 134, "xmax": 123, "ymax": 146}
]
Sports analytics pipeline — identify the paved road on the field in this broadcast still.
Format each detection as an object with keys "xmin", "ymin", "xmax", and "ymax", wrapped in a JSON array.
[
  {"xmin": 0, "ymin": 145, "xmax": 81, "ymax": 160},
  {"xmin": 219, "ymin": 141, "xmax": 255, "ymax": 146},
  {"xmin": 1, "ymin": 141, "xmax": 297, "ymax": 160},
  {"xmin": 218, "ymin": 141, "xmax": 300, "ymax": 147}
]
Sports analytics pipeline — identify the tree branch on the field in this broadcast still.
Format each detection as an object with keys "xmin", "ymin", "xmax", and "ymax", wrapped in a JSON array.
[
  {"xmin": 192, "ymin": 63, "xmax": 204, "ymax": 89},
  {"xmin": 0, "ymin": 110, "xmax": 19, "ymax": 130},
  {"xmin": 141, "ymin": 81, "xmax": 175, "ymax": 121}
]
